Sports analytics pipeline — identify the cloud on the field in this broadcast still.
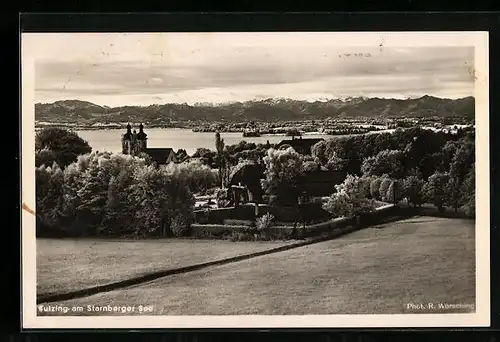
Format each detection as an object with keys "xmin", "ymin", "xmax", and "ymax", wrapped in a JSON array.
[{"xmin": 33, "ymin": 35, "xmax": 474, "ymax": 106}]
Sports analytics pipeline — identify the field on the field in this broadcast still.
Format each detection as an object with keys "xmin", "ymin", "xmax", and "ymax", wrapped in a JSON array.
[
  {"xmin": 38, "ymin": 216, "xmax": 475, "ymax": 315},
  {"xmin": 37, "ymin": 238, "xmax": 294, "ymax": 297}
]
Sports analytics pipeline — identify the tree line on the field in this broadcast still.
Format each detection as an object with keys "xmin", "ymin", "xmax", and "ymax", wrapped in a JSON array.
[
  {"xmin": 35, "ymin": 126, "xmax": 475, "ymax": 238},
  {"xmin": 35, "ymin": 128, "xmax": 217, "ymax": 237},
  {"xmin": 315, "ymin": 127, "xmax": 475, "ymax": 217}
]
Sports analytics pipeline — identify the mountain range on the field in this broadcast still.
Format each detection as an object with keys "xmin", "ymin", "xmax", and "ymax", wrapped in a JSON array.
[{"xmin": 35, "ymin": 96, "xmax": 475, "ymax": 125}]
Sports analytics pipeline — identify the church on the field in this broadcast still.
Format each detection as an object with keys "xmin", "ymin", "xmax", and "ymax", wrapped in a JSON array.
[{"xmin": 121, "ymin": 123, "xmax": 178, "ymax": 164}]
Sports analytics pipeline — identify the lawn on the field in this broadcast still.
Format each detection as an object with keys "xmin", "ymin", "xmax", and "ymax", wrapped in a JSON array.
[
  {"xmin": 41, "ymin": 216, "xmax": 476, "ymax": 315},
  {"xmin": 37, "ymin": 238, "xmax": 295, "ymax": 297}
]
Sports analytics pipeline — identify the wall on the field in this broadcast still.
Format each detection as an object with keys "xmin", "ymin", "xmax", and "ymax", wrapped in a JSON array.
[
  {"xmin": 194, "ymin": 205, "xmax": 259, "ymax": 224},
  {"xmin": 191, "ymin": 204, "xmax": 400, "ymax": 239},
  {"xmin": 194, "ymin": 202, "xmax": 330, "ymax": 224}
]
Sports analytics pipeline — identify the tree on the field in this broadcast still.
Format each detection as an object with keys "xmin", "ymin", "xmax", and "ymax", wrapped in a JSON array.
[
  {"xmin": 444, "ymin": 177, "xmax": 463, "ymax": 213},
  {"xmin": 164, "ymin": 159, "xmax": 218, "ymax": 194},
  {"xmin": 35, "ymin": 149, "xmax": 58, "ymax": 167},
  {"xmin": 35, "ymin": 127, "xmax": 92, "ymax": 168},
  {"xmin": 311, "ymin": 140, "xmax": 328, "ymax": 165},
  {"xmin": 385, "ymin": 179, "xmax": 404, "ymax": 205},
  {"xmin": 460, "ymin": 163, "xmax": 475, "ymax": 217},
  {"xmin": 261, "ymin": 147, "xmax": 304, "ymax": 206},
  {"xmin": 449, "ymin": 139, "xmax": 475, "ymax": 181},
  {"xmin": 360, "ymin": 175, "xmax": 375, "ymax": 199},
  {"xmin": 302, "ymin": 160, "xmax": 321, "ymax": 172},
  {"xmin": 36, "ymin": 163, "xmax": 65, "ymax": 236},
  {"xmin": 370, "ymin": 177, "xmax": 383, "ymax": 200},
  {"xmin": 215, "ymin": 132, "xmax": 231, "ymax": 187},
  {"xmin": 435, "ymin": 140, "xmax": 459, "ymax": 172},
  {"xmin": 379, "ymin": 177, "xmax": 393, "ymax": 202},
  {"xmin": 361, "ymin": 149, "xmax": 405, "ymax": 179},
  {"xmin": 128, "ymin": 165, "xmax": 195, "ymax": 237},
  {"xmin": 325, "ymin": 153, "xmax": 347, "ymax": 171},
  {"xmin": 403, "ymin": 175, "xmax": 425, "ymax": 208},
  {"xmin": 74, "ymin": 155, "xmax": 112, "ymax": 236},
  {"xmin": 323, "ymin": 174, "xmax": 374, "ymax": 218},
  {"xmin": 443, "ymin": 138, "xmax": 475, "ymax": 213},
  {"xmin": 422, "ymin": 172, "xmax": 450, "ymax": 212},
  {"xmin": 100, "ymin": 154, "xmax": 143, "ymax": 236}
]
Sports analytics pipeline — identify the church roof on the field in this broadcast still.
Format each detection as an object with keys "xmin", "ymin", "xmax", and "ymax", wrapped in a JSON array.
[{"xmin": 145, "ymin": 148, "xmax": 176, "ymax": 164}]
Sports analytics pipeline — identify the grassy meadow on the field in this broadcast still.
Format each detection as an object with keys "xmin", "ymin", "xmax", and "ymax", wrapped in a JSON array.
[
  {"xmin": 37, "ymin": 238, "xmax": 294, "ymax": 297},
  {"xmin": 38, "ymin": 216, "xmax": 475, "ymax": 315}
]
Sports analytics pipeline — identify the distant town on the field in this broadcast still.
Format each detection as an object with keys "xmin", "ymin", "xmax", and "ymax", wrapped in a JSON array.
[{"xmin": 35, "ymin": 116, "xmax": 474, "ymax": 137}]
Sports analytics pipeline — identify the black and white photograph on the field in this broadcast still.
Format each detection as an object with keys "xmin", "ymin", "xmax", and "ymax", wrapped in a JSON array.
[{"xmin": 21, "ymin": 31, "xmax": 490, "ymax": 329}]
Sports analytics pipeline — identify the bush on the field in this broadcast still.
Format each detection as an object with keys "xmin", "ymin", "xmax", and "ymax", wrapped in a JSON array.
[
  {"xmin": 379, "ymin": 177, "xmax": 393, "ymax": 202},
  {"xmin": 35, "ymin": 149, "xmax": 58, "ymax": 167},
  {"xmin": 35, "ymin": 151, "xmax": 196, "ymax": 238},
  {"xmin": 460, "ymin": 164, "xmax": 475, "ymax": 217},
  {"xmin": 370, "ymin": 177, "xmax": 383, "ymax": 200},
  {"xmin": 164, "ymin": 159, "xmax": 218, "ymax": 194},
  {"xmin": 323, "ymin": 174, "xmax": 374, "ymax": 218},
  {"xmin": 403, "ymin": 175, "xmax": 425, "ymax": 207},
  {"xmin": 385, "ymin": 179, "xmax": 404, "ymax": 204},
  {"xmin": 361, "ymin": 149, "xmax": 405, "ymax": 178},
  {"xmin": 216, "ymin": 188, "xmax": 233, "ymax": 208},
  {"xmin": 256, "ymin": 213, "xmax": 275, "ymax": 232},
  {"xmin": 170, "ymin": 214, "xmax": 191, "ymax": 237},
  {"xmin": 35, "ymin": 127, "xmax": 92, "ymax": 168},
  {"xmin": 228, "ymin": 230, "xmax": 255, "ymax": 242},
  {"xmin": 261, "ymin": 147, "xmax": 304, "ymax": 206},
  {"xmin": 422, "ymin": 172, "xmax": 450, "ymax": 212},
  {"xmin": 360, "ymin": 175, "xmax": 375, "ymax": 199}
]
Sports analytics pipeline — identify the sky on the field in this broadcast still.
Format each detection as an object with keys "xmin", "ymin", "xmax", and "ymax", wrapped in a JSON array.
[{"xmin": 31, "ymin": 33, "xmax": 475, "ymax": 107}]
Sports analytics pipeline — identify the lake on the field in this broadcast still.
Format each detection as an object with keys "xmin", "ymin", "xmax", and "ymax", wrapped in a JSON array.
[{"xmin": 76, "ymin": 128, "xmax": 351, "ymax": 155}]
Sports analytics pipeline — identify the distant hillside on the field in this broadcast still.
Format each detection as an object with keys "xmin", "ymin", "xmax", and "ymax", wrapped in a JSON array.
[{"xmin": 35, "ymin": 96, "xmax": 475, "ymax": 124}]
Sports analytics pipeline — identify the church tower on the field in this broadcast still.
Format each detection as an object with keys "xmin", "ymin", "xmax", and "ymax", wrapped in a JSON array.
[
  {"xmin": 136, "ymin": 123, "xmax": 148, "ymax": 153},
  {"xmin": 121, "ymin": 123, "xmax": 133, "ymax": 154}
]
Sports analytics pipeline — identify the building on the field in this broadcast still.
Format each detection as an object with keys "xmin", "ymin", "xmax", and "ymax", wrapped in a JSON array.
[
  {"xmin": 225, "ymin": 161, "xmax": 346, "ymax": 203},
  {"xmin": 276, "ymin": 137, "xmax": 324, "ymax": 155},
  {"xmin": 144, "ymin": 148, "xmax": 178, "ymax": 164},
  {"xmin": 299, "ymin": 167, "xmax": 347, "ymax": 197},
  {"xmin": 121, "ymin": 123, "xmax": 178, "ymax": 165}
]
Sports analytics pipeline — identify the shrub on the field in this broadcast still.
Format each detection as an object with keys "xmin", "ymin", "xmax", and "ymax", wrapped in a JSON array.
[
  {"xmin": 170, "ymin": 214, "xmax": 191, "ymax": 237},
  {"xmin": 35, "ymin": 127, "xmax": 92, "ymax": 168},
  {"xmin": 261, "ymin": 147, "xmax": 304, "ymax": 206},
  {"xmin": 360, "ymin": 175, "xmax": 375, "ymax": 199},
  {"xmin": 379, "ymin": 177, "xmax": 393, "ymax": 202},
  {"xmin": 385, "ymin": 179, "xmax": 404, "ymax": 204},
  {"xmin": 460, "ymin": 164, "xmax": 475, "ymax": 217},
  {"xmin": 361, "ymin": 149, "xmax": 405, "ymax": 178},
  {"xmin": 422, "ymin": 172, "xmax": 450, "ymax": 212},
  {"xmin": 228, "ymin": 230, "xmax": 255, "ymax": 242},
  {"xmin": 164, "ymin": 159, "xmax": 218, "ymax": 194},
  {"xmin": 370, "ymin": 177, "xmax": 383, "ymax": 200},
  {"xmin": 403, "ymin": 175, "xmax": 425, "ymax": 207},
  {"xmin": 256, "ymin": 213, "xmax": 275, "ymax": 232},
  {"xmin": 216, "ymin": 188, "xmax": 233, "ymax": 208},
  {"xmin": 35, "ymin": 151, "xmax": 196, "ymax": 238},
  {"xmin": 323, "ymin": 174, "xmax": 374, "ymax": 218}
]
